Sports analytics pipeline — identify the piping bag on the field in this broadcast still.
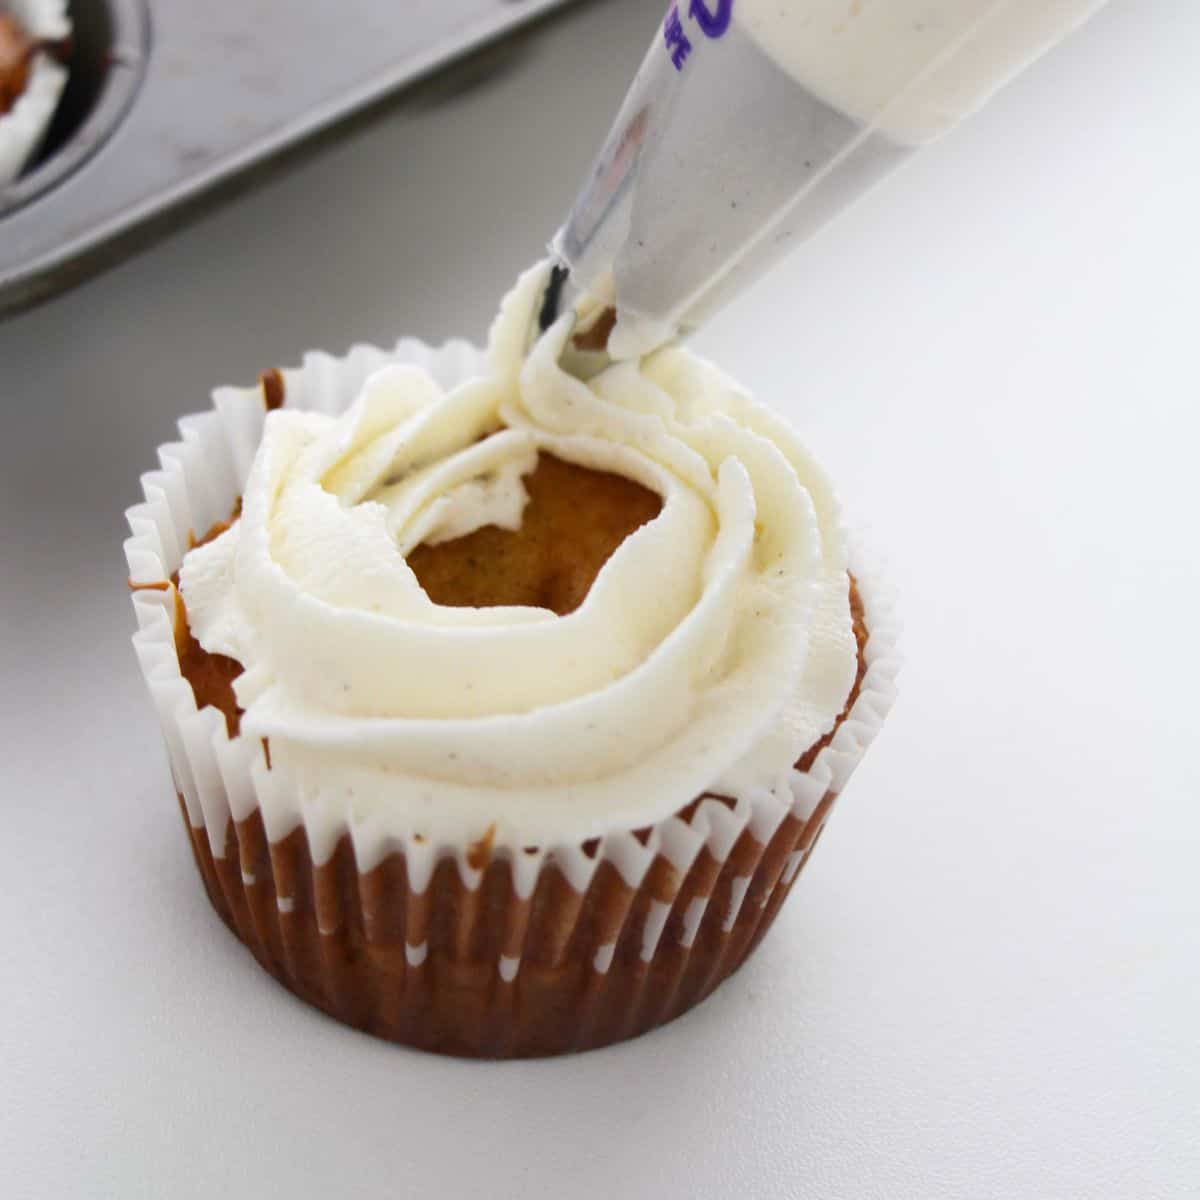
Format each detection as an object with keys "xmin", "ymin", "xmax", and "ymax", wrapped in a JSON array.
[{"xmin": 542, "ymin": 0, "xmax": 1109, "ymax": 362}]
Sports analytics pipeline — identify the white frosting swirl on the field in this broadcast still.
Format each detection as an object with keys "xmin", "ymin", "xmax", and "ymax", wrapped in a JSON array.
[{"xmin": 179, "ymin": 263, "xmax": 857, "ymax": 847}]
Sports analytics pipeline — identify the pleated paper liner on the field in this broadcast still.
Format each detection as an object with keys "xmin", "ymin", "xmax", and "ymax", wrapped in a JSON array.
[
  {"xmin": 127, "ymin": 338, "xmax": 899, "ymax": 1058},
  {"xmin": 179, "ymin": 782, "xmax": 846, "ymax": 1057}
]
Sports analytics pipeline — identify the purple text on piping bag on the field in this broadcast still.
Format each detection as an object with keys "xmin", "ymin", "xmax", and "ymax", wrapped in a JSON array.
[
  {"xmin": 664, "ymin": 1, "xmax": 734, "ymax": 73},
  {"xmin": 689, "ymin": 1, "xmax": 734, "ymax": 40},
  {"xmin": 663, "ymin": 6, "xmax": 692, "ymax": 70}
]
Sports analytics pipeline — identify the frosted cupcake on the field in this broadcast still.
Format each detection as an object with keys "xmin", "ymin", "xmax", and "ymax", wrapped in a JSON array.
[
  {"xmin": 126, "ymin": 263, "xmax": 898, "ymax": 1057},
  {"xmin": 0, "ymin": 0, "xmax": 70, "ymax": 186}
]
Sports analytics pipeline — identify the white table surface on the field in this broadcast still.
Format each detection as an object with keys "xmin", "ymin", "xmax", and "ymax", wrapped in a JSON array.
[{"xmin": 2, "ymin": 1, "xmax": 1197, "ymax": 1197}]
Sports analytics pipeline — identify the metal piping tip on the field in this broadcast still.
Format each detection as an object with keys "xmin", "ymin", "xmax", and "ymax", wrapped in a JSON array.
[{"xmin": 537, "ymin": 262, "xmax": 571, "ymax": 333}]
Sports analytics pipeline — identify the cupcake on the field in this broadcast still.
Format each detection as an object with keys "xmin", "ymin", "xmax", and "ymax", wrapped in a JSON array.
[
  {"xmin": 0, "ymin": 0, "xmax": 69, "ymax": 187},
  {"xmin": 126, "ymin": 262, "xmax": 898, "ymax": 1057}
]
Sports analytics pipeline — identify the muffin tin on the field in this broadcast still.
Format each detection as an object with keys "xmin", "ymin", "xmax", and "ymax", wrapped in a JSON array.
[{"xmin": 0, "ymin": 0, "xmax": 576, "ymax": 313}]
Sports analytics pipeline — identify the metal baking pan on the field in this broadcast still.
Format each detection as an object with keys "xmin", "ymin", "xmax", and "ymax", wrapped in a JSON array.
[{"xmin": 0, "ymin": 0, "xmax": 578, "ymax": 313}]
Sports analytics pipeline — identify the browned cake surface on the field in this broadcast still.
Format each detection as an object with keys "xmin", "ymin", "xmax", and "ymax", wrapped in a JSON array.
[
  {"xmin": 406, "ymin": 452, "xmax": 663, "ymax": 615},
  {"xmin": 796, "ymin": 579, "xmax": 868, "ymax": 772},
  {"xmin": 0, "ymin": 14, "xmax": 31, "ymax": 114},
  {"xmin": 172, "ymin": 586, "xmax": 243, "ymax": 740}
]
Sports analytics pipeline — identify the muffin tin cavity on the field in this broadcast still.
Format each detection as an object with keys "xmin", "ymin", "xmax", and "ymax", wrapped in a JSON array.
[{"xmin": 0, "ymin": 0, "xmax": 575, "ymax": 315}]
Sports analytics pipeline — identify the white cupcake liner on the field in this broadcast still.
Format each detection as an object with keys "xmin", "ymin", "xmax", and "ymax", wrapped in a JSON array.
[
  {"xmin": 124, "ymin": 338, "xmax": 900, "ymax": 1052},
  {"xmin": 0, "ymin": 0, "xmax": 70, "ymax": 187}
]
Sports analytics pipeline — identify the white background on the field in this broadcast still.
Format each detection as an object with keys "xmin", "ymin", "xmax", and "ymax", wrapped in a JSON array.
[{"xmin": 2, "ymin": 1, "xmax": 1197, "ymax": 1196}]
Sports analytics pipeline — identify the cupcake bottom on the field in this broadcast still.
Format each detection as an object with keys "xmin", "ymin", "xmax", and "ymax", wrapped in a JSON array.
[
  {"xmin": 169, "ymin": 543, "xmax": 868, "ymax": 1057},
  {"xmin": 178, "ymin": 748, "xmax": 842, "ymax": 1058}
]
